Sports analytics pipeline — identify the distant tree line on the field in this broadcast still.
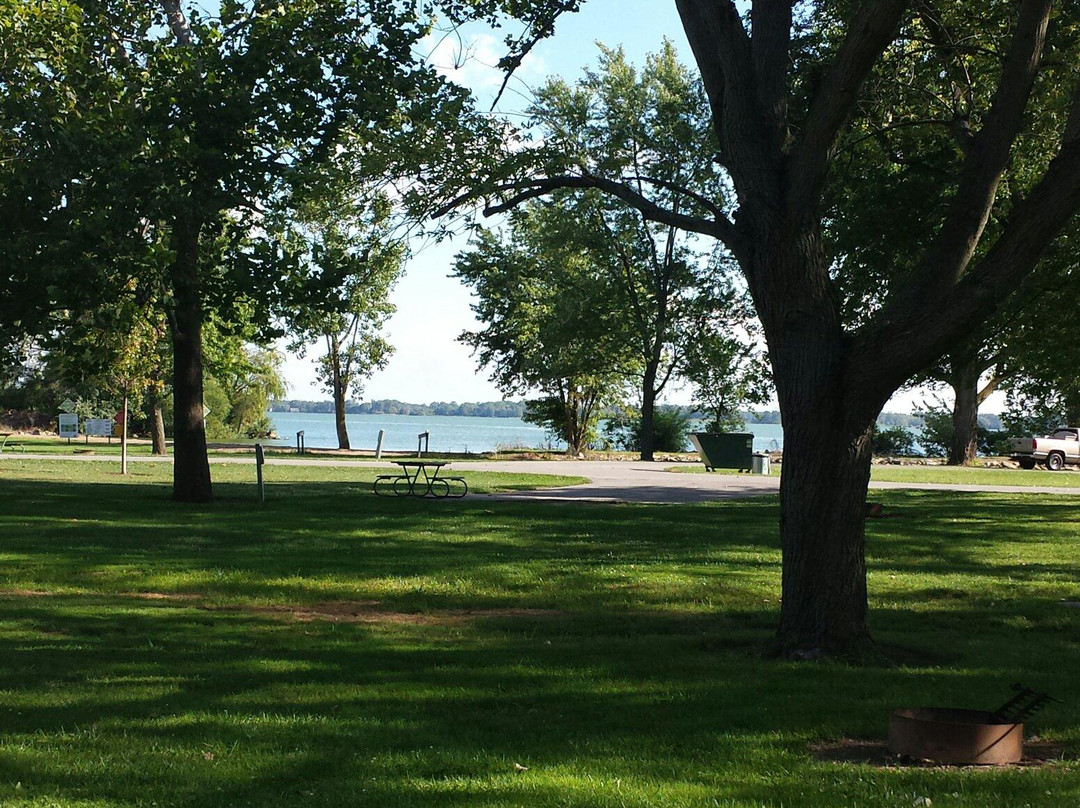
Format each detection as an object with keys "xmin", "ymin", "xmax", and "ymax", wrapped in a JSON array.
[{"xmin": 270, "ymin": 399, "xmax": 528, "ymax": 418}]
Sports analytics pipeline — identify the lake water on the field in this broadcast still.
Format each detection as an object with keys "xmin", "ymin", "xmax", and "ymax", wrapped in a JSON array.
[{"xmin": 267, "ymin": 411, "xmax": 786, "ymax": 454}]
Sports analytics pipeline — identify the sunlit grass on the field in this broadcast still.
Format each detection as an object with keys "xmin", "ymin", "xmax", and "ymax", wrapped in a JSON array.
[
  {"xmin": 667, "ymin": 462, "xmax": 1080, "ymax": 487},
  {"xmin": 0, "ymin": 460, "xmax": 1076, "ymax": 806}
]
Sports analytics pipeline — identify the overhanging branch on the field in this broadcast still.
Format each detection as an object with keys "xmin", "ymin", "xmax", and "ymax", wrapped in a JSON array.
[
  {"xmin": 906, "ymin": 0, "xmax": 1053, "ymax": 295},
  {"xmin": 850, "ymin": 78, "xmax": 1080, "ymax": 395},
  {"xmin": 787, "ymin": 0, "xmax": 910, "ymax": 218},
  {"xmin": 437, "ymin": 173, "xmax": 747, "ymax": 257}
]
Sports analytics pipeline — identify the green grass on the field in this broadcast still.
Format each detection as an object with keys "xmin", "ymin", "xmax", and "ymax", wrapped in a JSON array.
[
  {"xmin": 0, "ymin": 460, "xmax": 1077, "ymax": 806},
  {"xmin": 869, "ymin": 464, "xmax": 1080, "ymax": 487},
  {"xmin": 667, "ymin": 462, "xmax": 1080, "ymax": 487}
]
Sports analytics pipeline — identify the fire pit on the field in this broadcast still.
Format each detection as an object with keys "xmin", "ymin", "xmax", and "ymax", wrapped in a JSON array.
[
  {"xmin": 888, "ymin": 684, "xmax": 1055, "ymax": 765},
  {"xmin": 888, "ymin": 708, "xmax": 1022, "ymax": 765}
]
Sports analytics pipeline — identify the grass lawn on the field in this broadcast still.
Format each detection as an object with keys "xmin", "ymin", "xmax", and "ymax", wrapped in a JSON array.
[
  {"xmin": 0, "ymin": 460, "xmax": 1077, "ymax": 806},
  {"xmin": 667, "ymin": 462, "xmax": 1080, "ymax": 487},
  {"xmin": 868, "ymin": 464, "xmax": 1080, "ymax": 487}
]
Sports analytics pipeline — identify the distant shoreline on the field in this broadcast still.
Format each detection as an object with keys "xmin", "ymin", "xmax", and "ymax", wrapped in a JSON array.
[{"xmin": 267, "ymin": 400, "xmax": 999, "ymax": 430}]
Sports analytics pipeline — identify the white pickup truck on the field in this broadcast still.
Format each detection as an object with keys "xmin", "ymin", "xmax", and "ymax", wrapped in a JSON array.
[{"xmin": 1009, "ymin": 427, "xmax": 1080, "ymax": 470}]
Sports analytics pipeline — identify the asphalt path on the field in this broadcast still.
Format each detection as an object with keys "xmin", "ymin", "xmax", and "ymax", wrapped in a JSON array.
[{"xmin": 5, "ymin": 453, "xmax": 1080, "ymax": 504}]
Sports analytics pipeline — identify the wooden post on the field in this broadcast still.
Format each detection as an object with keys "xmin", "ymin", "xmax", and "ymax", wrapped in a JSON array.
[
  {"xmin": 255, "ymin": 443, "xmax": 265, "ymax": 503},
  {"xmin": 120, "ymin": 391, "xmax": 129, "ymax": 476},
  {"xmin": 375, "ymin": 429, "xmax": 385, "ymax": 460}
]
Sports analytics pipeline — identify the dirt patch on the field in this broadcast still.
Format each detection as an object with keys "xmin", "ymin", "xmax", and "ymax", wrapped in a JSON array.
[
  {"xmin": 230, "ymin": 602, "xmax": 567, "ymax": 625},
  {"xmin": 810, "ymin": 738, "xmax": 1074, "ymax": 768},
  {"xmin": 132, "ymin": 592, "xmax": 201, "ymax": 602},
  {"xmin": 0, "ymin": 588, "xmax": 56, "ymax": 599},
  {"xmin": 0, "ymin": 589, "xmax": 567, "ymax": 625}
]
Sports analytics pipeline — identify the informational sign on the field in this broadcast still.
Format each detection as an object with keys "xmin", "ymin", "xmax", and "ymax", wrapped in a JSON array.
[
  {"xmin": 58, "ymin": 413, "xmax": 78, "ymax": 439},
  {"xmin": 60, "ymin": 399, "xmax": 76, "ymax": 413},
  {"xmin": 85, "ymin": 418, "xmax": 114, "ymax": 437}
]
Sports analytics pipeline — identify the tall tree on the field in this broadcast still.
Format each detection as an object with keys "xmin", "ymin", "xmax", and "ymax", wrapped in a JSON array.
[
  {"xmin": 454, "ymin": 202, "xmax": 635, "ymax": 455},
  {"xmin": 451, "ymin": 1, "xmax": 1080, "ymax": 656},
  {"xmin": 526, "ymin": 43, "xmax": 731, "ymax": 459},
  {"xmin": 284, "ymin": 192, "xmax": 403, "ymax": 451}
]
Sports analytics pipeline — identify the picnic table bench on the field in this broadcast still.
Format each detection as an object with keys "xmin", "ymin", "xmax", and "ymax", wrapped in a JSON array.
[{"xmin": 373, "ymin": 460, "xmax": 468, "ymax": 499}]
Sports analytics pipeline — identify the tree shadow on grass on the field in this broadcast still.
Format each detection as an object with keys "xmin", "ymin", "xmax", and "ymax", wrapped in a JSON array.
[
  {"xmin": 0, "ymin": 595, "xmax": 1074, "ymax": 807},
  {"xmin": 0, "ymin": 478, "xmax": 1077, "ymax": 804}
]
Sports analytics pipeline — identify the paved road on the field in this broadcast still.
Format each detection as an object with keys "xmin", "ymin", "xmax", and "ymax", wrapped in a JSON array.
[{"xmin": 6, "ymin": 453, "xmax": 1080, "ymax": 504}]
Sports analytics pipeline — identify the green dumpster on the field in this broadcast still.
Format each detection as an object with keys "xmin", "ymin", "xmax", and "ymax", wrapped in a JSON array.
[{"xmin": 689, "ymin": 432, "xmax": 754, "ymax": 471}]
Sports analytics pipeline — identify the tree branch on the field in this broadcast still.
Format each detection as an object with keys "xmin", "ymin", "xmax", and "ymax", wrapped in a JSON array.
[
  {"xmin": 626, "ymin": 175, "xmax": 729, "ymax": 222},
  {"xmin": 787, "ymin": 0, "xmax": 910, "ymax": 218},
  {"xmin": 977, "ymin": 372, "xmax": 1008, "ymax": 406},
  {"xmin": 160, "ymin": 0, "xmax": 194, "ymax": 46},
  {"xmin": 906, "ymin": 0, "xmax": 1053, "ymax": 295},
  {"xmin": 675, "ymin": 0, "xmax": 775, "ymax": 191},
  {"xmin": 438, "ymin": 174, "xmax": 747, "ymax": 258},
  {"xmin": 750, "ymin": 0, "xmax": 793, "ymax": 150},
  {"xmin": 851, "ymin": 79, "xmax": 1080, "ymax": 395}
]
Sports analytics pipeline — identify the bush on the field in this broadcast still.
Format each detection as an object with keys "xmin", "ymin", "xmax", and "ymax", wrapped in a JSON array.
[
  {"xmin": 604, "ymin": 405, "xmax": 692, "ymax": 452},
  {"xmin": 872, "ymin": 426, "xmax": 917, "ymax": 456}
]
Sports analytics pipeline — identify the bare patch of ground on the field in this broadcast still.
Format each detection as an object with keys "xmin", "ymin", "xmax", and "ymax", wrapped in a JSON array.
[
  {"xmin": 810, "ymin": 738, "xmax": 1075, "ymax": 768},
  {"xmin": 231, "ymin": 602, "xmax": 567, "ymax": 625},
  {"xmin": 0, "ymin": 588, "xmax": 566, "ymax": 625}
]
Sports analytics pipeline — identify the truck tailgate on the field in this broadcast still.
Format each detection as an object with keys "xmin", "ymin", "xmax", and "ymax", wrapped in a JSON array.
[{"xmin": 1010, "ymin": 437, "xmax": 1037, "ymax": 454}]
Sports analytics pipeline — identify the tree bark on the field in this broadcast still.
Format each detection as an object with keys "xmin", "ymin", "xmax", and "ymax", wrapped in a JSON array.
[
  {"xmin": 640, "ymin": 363, "xmax": 657, "ymax": 461},
  {"xmin": 753, "ymin": 228, "xmax": 883, "ymax": 657},
  {"xmin": 333, "ymin": 377, "xmax": 351, "ymax": 450},
  {"xmin": 948, "ymin": 356, "xmax": 982, "ymax": 466},
  {"xmin": 775, "ymin": 410, "xmax": 875, "ymax": 657},
  {"xmin": 327, "ymin": 336, "xmax": 351, "ymax": 450},
  {"xmin": 148, "ymin": 388, "xmax": 167, "ymax": 455},
  {"xmin": 168, "ymin": 215, "xmax": 213, "ymax": 502}
]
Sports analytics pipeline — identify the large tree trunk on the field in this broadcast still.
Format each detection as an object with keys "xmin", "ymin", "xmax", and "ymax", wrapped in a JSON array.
[
  {"xmin": 948, "ymin": 355, "xmax": 982, "ymax": 466},
  {"xmin": 775, "ymin": 409, "xmax": 875, "ymax": 657},
  {"xmin": 148, "ymin": 388, "xmax": 167, "ymax": 456},
  {"xmin": 755, "ymin": 232, "xmax": 882, "ymax": 657},
  {"xmin": 169, "ymin": 216, "xmax": 213, "ymax": 503},
  {"xmin": 639, "ymin": 363, "xmax": 658, "ymax": 461}
]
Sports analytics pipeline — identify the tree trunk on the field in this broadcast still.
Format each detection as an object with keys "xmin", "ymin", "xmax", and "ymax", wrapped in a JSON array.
[
  {"xmin": 148, "ymin": 388, "xmax": 167, "ymax": 455},
  {"xmin": 754, "ymin": 232, "xmax": 880, "ymax": 658},
  {"xmin": 169, "ymin": 216, "xmax": 213, "ymax": 503},
  {"xmin": 775, "ymin": 410, "xmax": 875, "ymax": 657},
  {"xmin": 639, "ymin": 364, "xmax": 658, "ymax": 461},
  {"xmin": 1064, "ymin": 391, "xmax": 1080, "ymax": 427},
  {"xmin": 948, "ymin": 356, "xmax": 982, "ymax": 466},
  {"xmin": 120, "ymin": 389, "xmax": 129, "ymax": 475},
  {"xmin": 333, "ymin": 377, "xmax": 351, "ymax": 451}
]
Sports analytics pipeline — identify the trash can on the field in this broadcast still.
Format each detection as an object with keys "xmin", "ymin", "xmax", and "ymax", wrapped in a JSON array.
[
  {"xmin": 690, "ymin": 432, "xmax": 754, "ymax": 471},
  {"xmin": 751, "ymin": 452, "xmax": 770, "ymax": 475}
]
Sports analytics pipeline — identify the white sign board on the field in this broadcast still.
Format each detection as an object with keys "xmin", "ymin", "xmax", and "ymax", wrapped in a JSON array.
[
  {"xmin": 58, "ymin": 413, "xmax": 78, "ymax": 439},
  {"xmin": 85, "ymin": 418, "xmax": 114, "ymax": 437}
]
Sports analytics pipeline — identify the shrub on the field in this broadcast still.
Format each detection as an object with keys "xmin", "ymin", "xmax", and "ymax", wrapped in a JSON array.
[
  {"xmin": 604, "ymin": 405, "xmax": 692, "ymax": 452},
  {"xmin": 872, "ymin": 426, "xmax": 917, "ymax": 456}
]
